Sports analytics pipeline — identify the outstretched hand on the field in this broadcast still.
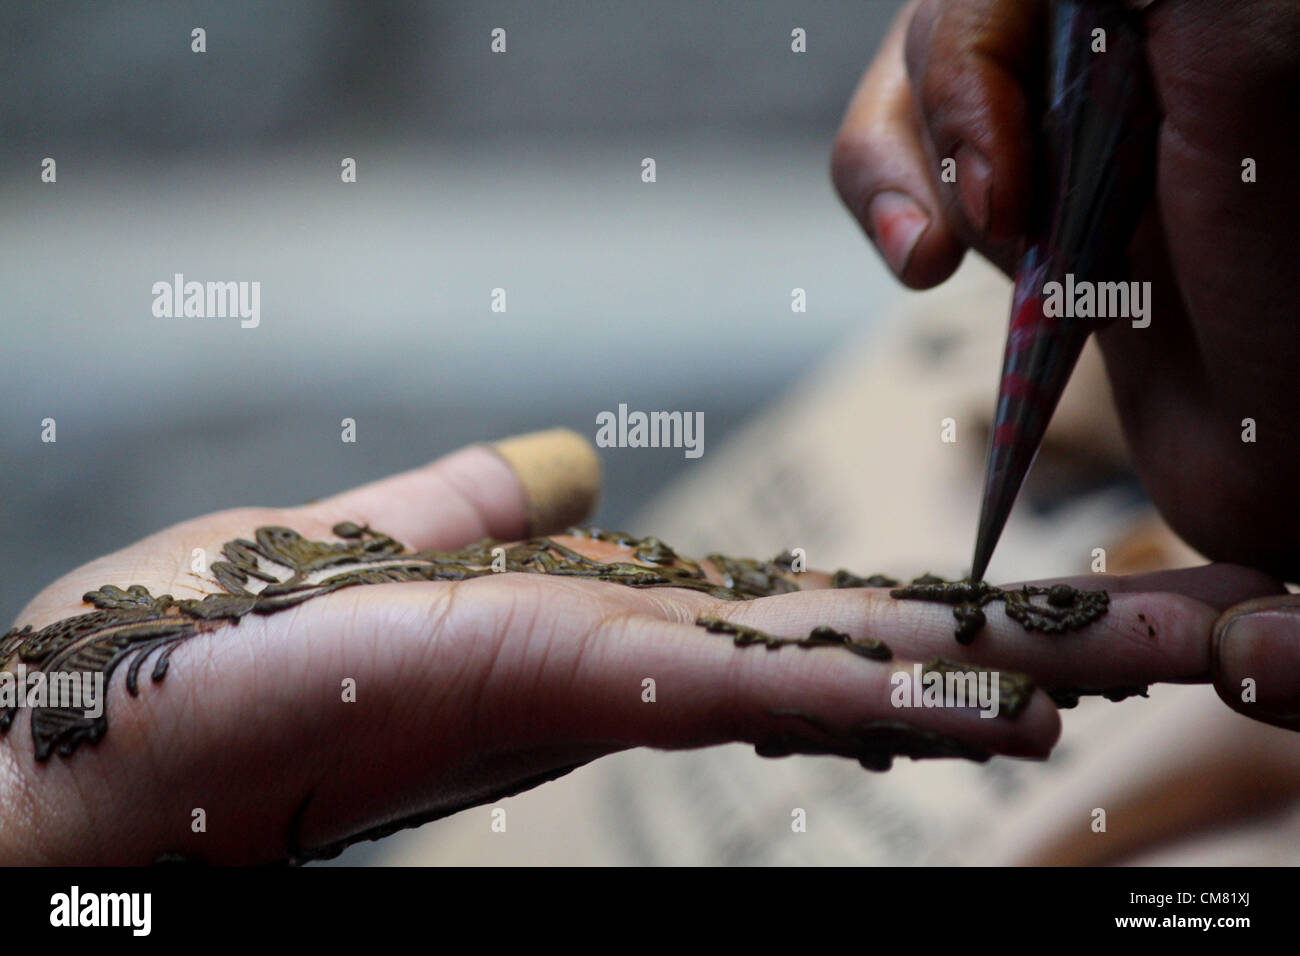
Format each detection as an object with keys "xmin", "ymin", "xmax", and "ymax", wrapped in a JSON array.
[{"xmin": 0, "ymin": 434, "xmax": 1284, "ymax": 864}]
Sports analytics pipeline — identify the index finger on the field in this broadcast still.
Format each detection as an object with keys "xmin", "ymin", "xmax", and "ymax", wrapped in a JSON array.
[{"xmin": 712, "ymin": 562, "xmax": 1284, "ymax": 702}]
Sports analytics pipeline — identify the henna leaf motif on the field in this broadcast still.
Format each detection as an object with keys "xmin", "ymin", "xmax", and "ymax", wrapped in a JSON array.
[
  {"xmin": 0, "ymin": 524, "xmax": 806, "ymax": 760},
  {"xmin": 1, "ymin": 522, "xmax": 1109, "ymax": 764}
]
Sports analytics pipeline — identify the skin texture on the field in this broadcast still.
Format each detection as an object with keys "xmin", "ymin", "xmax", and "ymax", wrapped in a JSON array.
[
  {"xmin": 0, "ymin": 441, "xmax": 1285, "ymax": 864},
  {"xmin": 831, "ymin": 0, "xmax": 1300, "ymax": 728}
]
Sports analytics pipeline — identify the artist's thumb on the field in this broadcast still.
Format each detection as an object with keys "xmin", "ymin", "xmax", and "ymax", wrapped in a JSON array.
[{"xmin": 1212, "ymin": 594, "xmax": 1300, "ymax": 731}]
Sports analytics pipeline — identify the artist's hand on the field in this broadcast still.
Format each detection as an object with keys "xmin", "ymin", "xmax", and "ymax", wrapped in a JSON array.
[
  {"xmin": 831, "ymin": 0, "xmax": 1300, "ymax": 577},
  {"xmin": 1, "ymin": 434, "xmax": 1069, "ymax": 865}
]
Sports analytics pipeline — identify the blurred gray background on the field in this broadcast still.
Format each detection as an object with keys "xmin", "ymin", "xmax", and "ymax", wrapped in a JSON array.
[{"xmin": 0, "ymin": 0, "xmax": 908, "ymax": 859}]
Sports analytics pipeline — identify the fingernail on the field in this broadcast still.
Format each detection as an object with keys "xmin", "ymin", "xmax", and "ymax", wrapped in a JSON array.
[
  {"xmin": 1216, "ymin": 603, "xmax": 1300, "ymax": 723},
  {"xmin": 490, "ymin": 428, "xmax": 602, "ymax": 535},
  {"xmin": 954, "ymin": 144, "xmax": 991, "ymax": 234},
  {"xmin": 866, "ymin": 190, "xmax": 928, "ymax": 277}
]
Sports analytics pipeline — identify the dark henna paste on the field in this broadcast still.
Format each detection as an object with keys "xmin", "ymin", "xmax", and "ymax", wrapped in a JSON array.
[
  {"xmin": 1047, "ymin": 684, "xmax": 1150, "ymax": 709},
  {"xmin": 885, "ymin": 575, "xmax": 1109, "ymax": 645},
  {"xmin": 761, "ymin": 711, "xmax": 991, "ymax": 771},
  {"xmin": 1, "ymin": 524, "xmax": 809, "ymax": 761},
  {"xmin": 695, "ymin": 617, "xmax": 892, "ymax": 661},
  {"xmin": 830, "ymin": 570, "xmax": 899, "ymax": 589},
  {"xmin": 829, "ymin": 565, "xmax": 1110, "ymax": 645},
  {"xmin": 0, "ymin": 521, "xmax": 1100, "ymax": 772},
  {"xmin": 920, "ymin": 659, "xmax": 1035, "ymax": 719}
]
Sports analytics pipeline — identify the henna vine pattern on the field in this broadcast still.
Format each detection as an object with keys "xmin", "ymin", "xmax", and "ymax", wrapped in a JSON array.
[
  {"xmin": 0, "ymin": 523, "xmax": 809, "ymax": 761},
  {"xmin": 1, "ymin": 522, "xmax": 1109, "ymax": 763},
  {"xmin": 832, "ymin": 572, "xmax": 1111, "ymax": 645}
]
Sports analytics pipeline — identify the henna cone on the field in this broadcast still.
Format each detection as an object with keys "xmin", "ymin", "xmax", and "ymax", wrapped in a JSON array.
[{"xmin": 969, "ymin": 0, "xmax": 1158, "ymax": 582}]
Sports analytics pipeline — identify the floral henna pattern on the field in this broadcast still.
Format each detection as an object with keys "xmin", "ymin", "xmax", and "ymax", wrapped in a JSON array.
[
  {"xmin": 1, "ymin": 521, "xmax": 1108, "ymax": 763},
  {"xmin": 0, "ymin": 523, "xmax": 805, "ymax": 761},
  {"xmin": 832, "ymin": 572, "xmax": 1110, "ymax": 645}
]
